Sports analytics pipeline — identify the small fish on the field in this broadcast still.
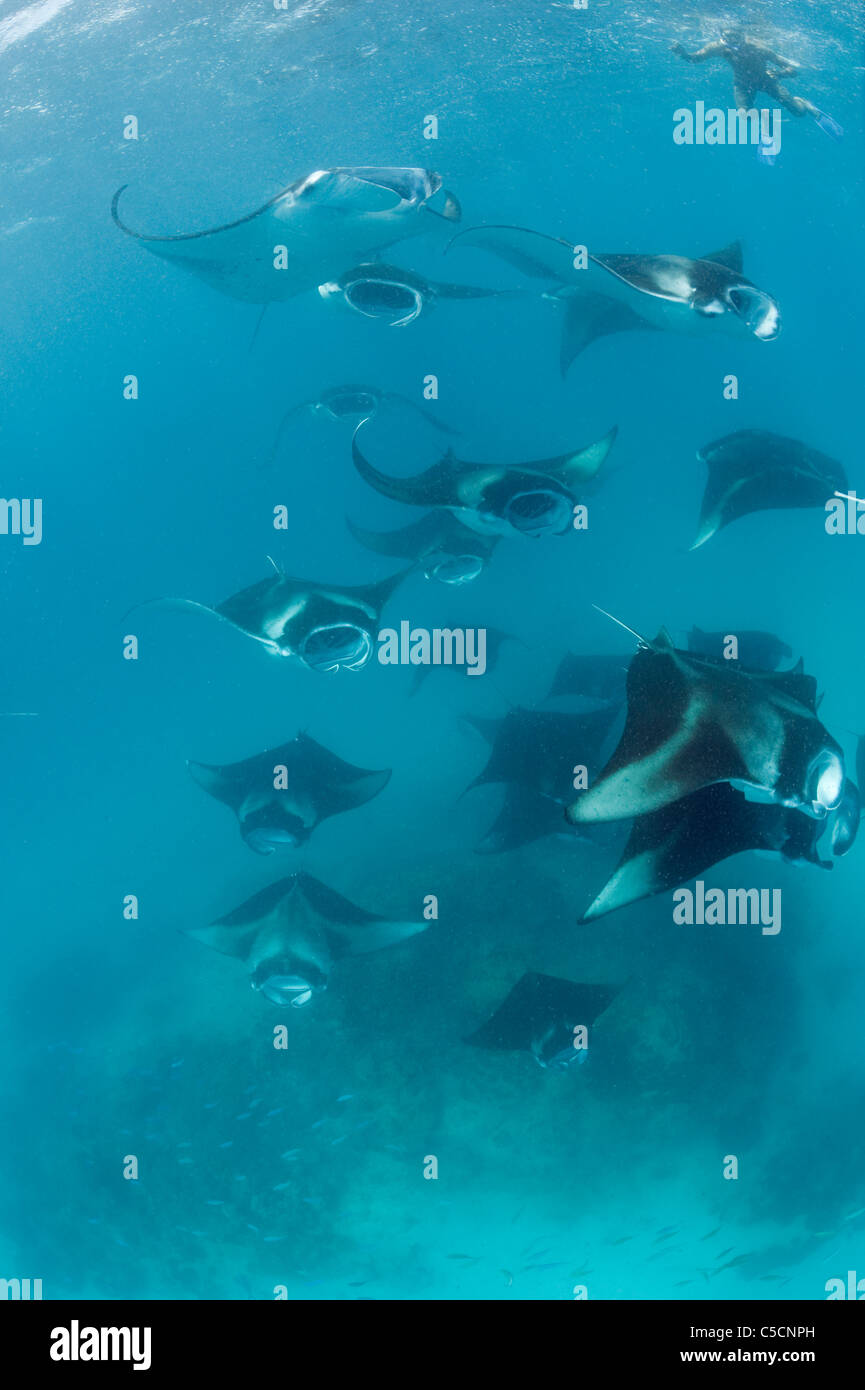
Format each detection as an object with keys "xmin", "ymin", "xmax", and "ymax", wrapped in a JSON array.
[
  {"xmin": 273, "ymin": 1181, "xmax": 292, "ymax": 1191},
  {"xmin": 447, "ymin": 1253, "xmax": 478, "ymax": 1261},
  {"xmin": 247, "ymin": 1224, "xmax": 259, "ymax": 1233},
  {"xmin": 206, "ymin": 1200, "xmax": 225, "ymax": 1206},
  {"xmin": 218, "ymin": 1141, "xmax": 234, "ymax": 1149},
  {"xmin": 715, "ymin": 1247, "xmax": 734, "ymax": 1259},
  {"xmin": 170, "ymin": 1059, "xmax": 184, "ymax": 1068},
  {"xmin": 609, "ymin": 1236, "xmax": 633, "ymax": 1245},
  {"xmin": 330, "ymin": 1135, "xmax": 347, "ymax": 1146},
  {"xmin": 249, "ymin": 1099, "xmax": 262, "ymax": 1109},
  {"xmin": 500, "ymin": 1269, "xmax": 513, "ymax": 1286},
  {"xmin": 235, "ymin": 1112, "xmax": 252, "ymax": 1121},
  {"xmin": 674, "ymin": 1280, "xmax": 693, "ymax": 1287},
  {"xmin": 337, "ymin": 1094, "xmax": 354, "ymax": 1102},
  {"xmin": 759, "ymin": 1274, "xmax": 784, "ymax": 1282},
  {"xmin": 234, "ymin": 1175, "xmax": 247, "ymax": 1182},
  {"xmin": 348, "ymin": 1280, "xmax": 370, "ymax": 1288},
  {"xmin": 310, "ymin": 1119, "xmax": 328, "ymax": 1129},
  {"xmin": 653, "ymin": 1229, "xmax": 677, "ymax": 1244},
  {"xmin": 656, "ymin": 1225, "xmax": 677, "ymax": 1236},
  {"xmin": 265, "ymin": 1108, "xmax": 284, "ymax": 1118},
  {"xmin": 843, "ymin": 1207, "xmax": 865, "ymax": 1222},
  {"xmin": 203, "ymin": 1102, "xmax": 217, "ymax": 1110},
  {"xmin": 281, "ymin": 1149, "xmax": 300, "ymax": 1160},
  {"xmin": 263, "ymin": 1236, "xmax": 285, "ymax": 1243},
  {"xmin": 700, "ymin": 1226, "xmax": 721, "ymax": 1241}
]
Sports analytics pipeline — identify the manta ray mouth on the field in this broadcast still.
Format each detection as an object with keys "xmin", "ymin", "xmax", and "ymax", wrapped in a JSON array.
[
  {"xmin": 425, "ymin": 552, "xmax": 485, "ymax": 584},
  {"xmin": 326, "ymin": 390, "xmax": 379, "ymax": 420},
  {"xmin": 242, "ymin": 825, "xmax": 303, "ymax": 853},
  {"xmin": 300, "ymin": 623, "xmax": 374, "ymax": 672},
  {"xmin": 253, "ymin": 974, "xmax": 314, "ymax": 1008},
  {"xmin": 726, "ymin": 286, "xmax": 780, "ymax": 340},
  {"xmin": 805, "ymin": 749, "xmax": 845, "ymax": 816},
  {"xmin": 341, "ymin": 277, "xmax": 425, "ymax": 326},
  {"xmin": 503, "ymin": 490, "xmax": 573, "ymax": 537},
  {"xmin": 348, "ymin": 167, "xmax": 441, "ymax": 205},
  {"xmin": 830, "ymin": 782, "xmax": 860, "ymax": 856}
]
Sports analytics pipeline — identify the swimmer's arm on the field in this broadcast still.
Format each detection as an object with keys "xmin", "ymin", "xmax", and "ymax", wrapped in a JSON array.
[
  {"xmin": 671, "ymin": 41, "xmax": 725, "ymax": 63},
  {"xmin": 752, "ymin": 41, "xmax": 800, "ymax": 72}
]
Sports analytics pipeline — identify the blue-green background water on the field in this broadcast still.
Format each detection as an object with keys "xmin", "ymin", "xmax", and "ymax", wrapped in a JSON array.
[{"xmin": 1, "ymin": 0, "xmax": 864, "ymax": 1300}]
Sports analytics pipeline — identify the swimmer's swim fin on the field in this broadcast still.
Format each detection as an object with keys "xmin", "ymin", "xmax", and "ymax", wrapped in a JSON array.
[{"xmin": 813, "ymin": 110, "xmax": 843, "ymax": 141}]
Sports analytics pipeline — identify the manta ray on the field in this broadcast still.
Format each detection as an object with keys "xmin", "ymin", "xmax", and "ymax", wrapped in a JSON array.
[
  {"xmin": 690, "ymin": 430, "xmax": 848, "ymax": 549},
  {"xmin": 566, "ymin": 616, "xmax": 846, "ymax": 827},
  {"xmin": 549, "ymin": 651, "xmax": 631, "ymax": 703},
  {"xmin": 184, "ymin": 872, "xmax": 428, "ymax": 1007},
  {"xmin": 111, "ymin": 166, "xmax": 460, "ymax": 303},
  {"xmin": 465, "ymin": 703, "xmax": 622, "ymax": 804},
  {"xmin": 187, "ymin": 732, "xmax": 391, "ymax": 854},
  {"xmin": 474, "ymin": 782, "xmax": 615, "ymax": 856},
  {"xmin": 579, "ymin": 779, "xmax": 860, "ymax": 922},
  {"xmin": 317, "ymin": 262, "xmax": 502, "ymax": 326},
  {"xmin": 352, "ymin": 422, "xmax": 617, "ymax": 538},
  {"xmin": 127, "ymin": 559, "xmax": 410, "ymax": 670},
  {"xmin": 465, "ymin": 973, "xmax": 619, "ymax": 1069},
  {"xmin": 347, "ymin": 509, "xmax": 501, "ymax": 585},
  {"xmin": 449, "ymin": 225, "xmax": 780, "ymax": 372}
]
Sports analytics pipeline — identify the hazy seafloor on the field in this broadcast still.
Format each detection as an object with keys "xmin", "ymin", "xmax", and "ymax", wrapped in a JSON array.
[{"xmin": 1, "ymin": 0, "xmax": 864, "ymax": 1300}]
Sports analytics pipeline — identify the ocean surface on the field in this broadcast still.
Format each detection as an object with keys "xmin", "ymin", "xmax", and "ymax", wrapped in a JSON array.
[{"xmin": 1, "ymin": 0, "xmax": 863, "ymax": 1301}]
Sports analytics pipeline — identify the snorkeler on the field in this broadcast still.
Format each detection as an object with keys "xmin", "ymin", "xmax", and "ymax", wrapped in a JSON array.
[{"xmin": 672, "ymin": 28, "xmax": 843, "ymax": 140}]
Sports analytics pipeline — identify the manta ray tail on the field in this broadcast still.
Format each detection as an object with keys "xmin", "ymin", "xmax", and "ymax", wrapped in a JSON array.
[
  {"xmin": 384, "ymin": 392, "xmax": 459, "ymax": 435},
  {"xmin": 122, "ymin": 596, "xmax": 223, "ymax": 626},
  {"xmin": 591, "ymin": 605, "xmax": 651, "ymax": 649},
  {"xmin": 446, "ymin": 223, "xmax": 576, "ymax": 281},
  {"xmin": 267, "ymin": 402, "xmax": 317, "ymax": 469},
  {"xmin": 249, "ymin": 304, "xmax": 269, "ymax": 353}
]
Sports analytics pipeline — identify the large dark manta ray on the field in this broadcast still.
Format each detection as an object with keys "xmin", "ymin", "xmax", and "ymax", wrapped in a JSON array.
[
  {"xmin": 567, "ymin": 618, "xmax": 846, "ymax": 827},
  {"xmin": 187, "ymin": 732, "xmax": 392, "ymax": 854},
  {"xmin": 466, "ymin": 973, "xmax": 619, "ymax": 1069},
  {"xmin": 184, "ymin": 872, "xmax": 428, "ymax": 1007},
  {"xmin": 690, "ymin": 429, "xmax": 848, "ymax": 550}
]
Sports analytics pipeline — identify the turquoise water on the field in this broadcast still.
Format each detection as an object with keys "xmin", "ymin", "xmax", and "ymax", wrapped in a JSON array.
[{"xmin": 1, "ymin": 0, "xmax": 863, "ymax": 1301}]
